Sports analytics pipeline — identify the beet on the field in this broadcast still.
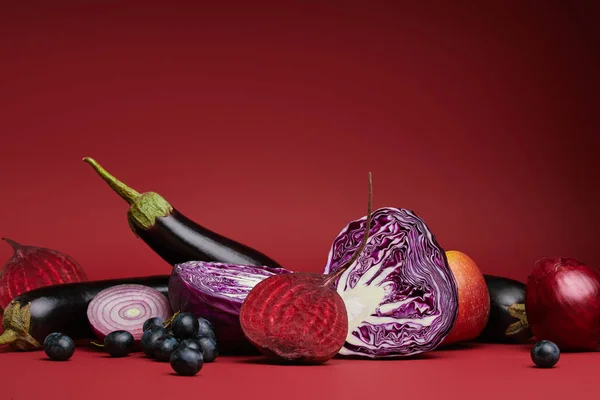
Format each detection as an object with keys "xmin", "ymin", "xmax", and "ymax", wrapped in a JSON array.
[
  {"xmin": 239, "ymin": 173, "xmax": 373, "ymax": 365},
  {"xmin": 0, "ymin": 238, "xmax": 88, "ymax": 310}
]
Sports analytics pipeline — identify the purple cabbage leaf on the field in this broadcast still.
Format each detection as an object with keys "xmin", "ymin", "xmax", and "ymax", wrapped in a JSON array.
[{"xmin": 323, "ymin": 207, "xmax": 458, "ymax": 358}]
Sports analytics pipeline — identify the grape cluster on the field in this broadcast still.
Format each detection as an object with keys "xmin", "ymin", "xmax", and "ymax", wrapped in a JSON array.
[
  {"xmin": 141, "ymin": 313, "xmax": 218, "ymax": 376},
  {"xmin": 41, "ymin": 312, "xmax": 218, "ymax": 377}
]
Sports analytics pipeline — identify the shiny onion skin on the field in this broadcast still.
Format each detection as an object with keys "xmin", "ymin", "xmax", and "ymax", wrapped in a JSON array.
[{"xmin": 525, "ymin": 257, "xmax": 600, "ymax": 352}]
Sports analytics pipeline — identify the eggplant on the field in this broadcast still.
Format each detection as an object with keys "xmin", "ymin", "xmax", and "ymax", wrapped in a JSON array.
[
  {"xmin": 0, "ymin": 275, "xmax": 169, "ymax": 351},
  {"xmin": 83, "ymin": 157, "xmax": 283, "ymax": 269},
  {"xmin": 477, "ymin": 275, "xmax": 532, "ymax": 343}
]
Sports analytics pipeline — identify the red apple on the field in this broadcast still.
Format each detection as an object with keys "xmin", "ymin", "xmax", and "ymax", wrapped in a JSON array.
[{"xmin": 442, "ymin": 250, "xmax": 490, "ymax": 346}]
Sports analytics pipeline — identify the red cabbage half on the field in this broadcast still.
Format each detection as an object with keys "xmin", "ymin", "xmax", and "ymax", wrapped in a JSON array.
[
  {"xmin": 323, "ymin": 207, "xmax": 458, "ymax": 358},
  {"xmin": 168, "ymin": 261, "xmax": 291, "ymax": 354}
]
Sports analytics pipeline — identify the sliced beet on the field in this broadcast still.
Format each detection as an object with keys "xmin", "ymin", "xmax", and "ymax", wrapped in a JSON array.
[{"xmin": 239, "ymin": 173, "xmax": 373, "ymax": 365}]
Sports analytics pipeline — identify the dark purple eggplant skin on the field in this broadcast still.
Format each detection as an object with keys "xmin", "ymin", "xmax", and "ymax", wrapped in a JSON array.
[
  {"xmin": 83, "ymin": 157, "xmax": 283, "ymax": 270},
  {"xmin": 1, "ymin": 276, "xmax": 169, "ymax": 350},
  {"xmin": 135, "ymin": 209, "xmax": 283, "ymax": 268},
  {"xmin": 477, "ymin": 275, "xmax": 532, "ymax": 344}
]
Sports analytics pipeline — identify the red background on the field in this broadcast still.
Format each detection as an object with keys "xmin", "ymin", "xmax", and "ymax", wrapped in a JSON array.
[{"xmin": 0, "ymin": 2, "xmax": 598, "ymax": 399}]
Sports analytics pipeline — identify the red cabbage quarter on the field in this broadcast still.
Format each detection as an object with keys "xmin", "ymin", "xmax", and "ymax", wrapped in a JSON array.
[
  {"xmin": 168, "ymin": 262, "xmax": 291, "ymax": 353},
  {"xmin": 323, "ymin": 207, "xmax": 458, "ymax": 358}
]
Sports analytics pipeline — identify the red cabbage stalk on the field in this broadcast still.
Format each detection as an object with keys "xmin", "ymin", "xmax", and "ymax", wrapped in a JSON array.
[
  {"xmin": 168, "ymin": 262, "xmax": 291, "ymax": 354},
  {"xmin": 323, "ymin": 207, "xmax": 458, "ymax": 358}
]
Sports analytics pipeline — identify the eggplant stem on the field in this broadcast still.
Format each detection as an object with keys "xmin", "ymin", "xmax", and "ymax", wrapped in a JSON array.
[
  {"xmin": 325, "ymin": 172, "xmax": 373, "ymax": 286},
  {"xmin": 83, "ymin": 157, "xmax": 141, "ymax": 205}
]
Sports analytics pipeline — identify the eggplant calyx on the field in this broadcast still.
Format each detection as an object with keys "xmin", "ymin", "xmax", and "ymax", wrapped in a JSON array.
[
  {"xmin": 0, "ymin": 301, "xmax": 41, "ymax": 350},
  {"xmin": 127, "ymin": 192, "xmax": 173, "ymax": 231},
  {"xmin": 505, "ymin": 303, "xmax": 529, "ymax": 336},
  {"xmin": 83, "ymin": 157, "xmax": 174, "ymax": 231}
]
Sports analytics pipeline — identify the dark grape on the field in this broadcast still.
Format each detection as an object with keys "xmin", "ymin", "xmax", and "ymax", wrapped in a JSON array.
[
  {"xmin": 143, "ymin": 317, "xmax": 164, "ymax": 332},
  {"xmin": 154, "ymin": 336, "xmax": 180, "ymax": 362},
  {"xmin": 196, "ymin": 317, "xmax": 216, "ymax": 340},
  {"xmin": 172, "ymin": 313, "xmax": 199, "ymax": 339},
  {"xmin": 43, "ymin": 333, "xmax": 75, "ymax": 361},
  {"xmin": 198, "ymin": 337, "xmax": 218, "ymax": 362},
  {"xmin": 43, "ymin": 332, "xmax": 63, "ymax": 352},
  {"xmin": 531, "ymin": 340, "xmax": 560, "ymax": 368},
  {"xmin": 104, "ymin": 331, "xmax": 135, "ymax": 357},
  {"xmin": 178, "ymin": 338, "xmax": 202, "ymax": 353},
  {"xmin": 141, "ymin": 326, "xmax": 167, "ymax": 357},
  {"xmin": 170, "ymin": 347, "xmax": 203, "ymax": 376}
]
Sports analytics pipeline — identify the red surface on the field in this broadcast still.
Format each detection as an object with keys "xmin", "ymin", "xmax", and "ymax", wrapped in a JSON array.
[
  {"xmin": 3, "ymin": 343, "xmax": 600, "ymax": 400},
  {"xmin": 0, "ymin": 2, "xmax": 598, "ymax": 399}
]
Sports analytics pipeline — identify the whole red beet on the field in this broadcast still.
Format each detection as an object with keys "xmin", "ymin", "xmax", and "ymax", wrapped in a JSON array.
[
  {"xmin": 239, "ymin": 173, "xmax": 373, "ymax": 364},
  {"xmin": 0, "ymin": 238, "xmax": 88, "ymax": 310}
]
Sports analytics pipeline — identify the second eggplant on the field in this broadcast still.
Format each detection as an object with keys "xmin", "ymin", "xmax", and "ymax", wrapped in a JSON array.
[
  {"xmin": 0, "ymin": 275, "xmax": 169, "ymax": 351},
  {"xmin": 477, "ymin": 275, "xmax": 532, "ymax": 344},
  {"xmin": 83, "ymin": 157, "xmax": 283, "ymax": 269}
]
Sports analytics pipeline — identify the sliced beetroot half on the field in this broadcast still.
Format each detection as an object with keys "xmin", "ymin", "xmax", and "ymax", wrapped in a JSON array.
[{"xmin": 239, "ymin": 173, "xmax": 374, "ymax": 365}]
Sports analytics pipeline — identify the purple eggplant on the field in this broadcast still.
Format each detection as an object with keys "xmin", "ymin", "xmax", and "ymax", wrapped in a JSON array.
[{"xmin": 83, "ymin": 157, "xmax": 283, "ymax": 269}]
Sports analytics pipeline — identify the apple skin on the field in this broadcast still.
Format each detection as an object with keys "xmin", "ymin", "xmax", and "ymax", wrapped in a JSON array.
[{"xmin": 441, "ymin": 250, "xmax": 490, "ymax": 346}]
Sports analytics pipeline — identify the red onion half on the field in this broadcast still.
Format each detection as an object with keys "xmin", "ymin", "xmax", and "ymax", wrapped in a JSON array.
[
  {"xmin": 525, "ymin": 257, "xmax": 600, "ymax": 351},
  {"xmin": 87, "ymin": 284, "xmax": 172, "ymax": 341}
]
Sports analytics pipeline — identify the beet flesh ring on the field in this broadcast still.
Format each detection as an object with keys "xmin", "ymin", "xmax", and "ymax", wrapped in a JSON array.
[
  {"xmin": 323, "ymin": 207, "xmax": 458, "ymax": 358},
  {"xmin": 239, "ymin": 272, "xmax": 348, "ymax": 364}
]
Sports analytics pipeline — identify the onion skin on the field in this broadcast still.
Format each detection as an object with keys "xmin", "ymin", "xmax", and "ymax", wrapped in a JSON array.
[{"xmin": 525, "ymin": 257, "xmax": 600, "ymax": 352}]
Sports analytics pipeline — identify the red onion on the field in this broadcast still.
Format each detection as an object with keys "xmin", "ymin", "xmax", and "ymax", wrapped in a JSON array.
[
  {"xmin": 87, "ymin": 284, "xmax": 172, "ymax": 341},
  {"xmin": 0, "ymin": 238, "xmax": 87, "ymax": 310},
  {"xmin": 525, "ymin": 257, "xmax": 600, "ymax": 351}
]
